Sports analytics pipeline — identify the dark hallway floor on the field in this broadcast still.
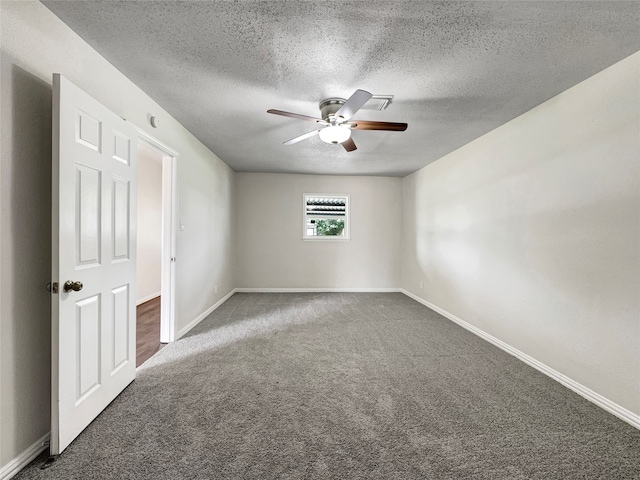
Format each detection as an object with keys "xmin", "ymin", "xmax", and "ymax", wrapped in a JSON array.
[{"xmin": 136, "ymin": 296, "xmax": 164, "ymax": 367}]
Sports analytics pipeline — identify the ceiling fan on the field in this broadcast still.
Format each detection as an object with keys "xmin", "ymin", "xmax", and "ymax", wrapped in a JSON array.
[{"xmin": 267, "ymin": 89, "xmax": 408, "ymax": 152}]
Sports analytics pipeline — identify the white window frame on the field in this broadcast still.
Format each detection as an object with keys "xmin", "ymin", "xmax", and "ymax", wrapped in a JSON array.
[{"xmin": 303, "ymin": 193, "xmax": 350, "ymax": 241}]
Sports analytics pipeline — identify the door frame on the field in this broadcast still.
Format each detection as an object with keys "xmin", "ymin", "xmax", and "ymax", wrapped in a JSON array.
[{"xmin": 137, "ymin": 129, "xmax": 178, "ymax": 344}]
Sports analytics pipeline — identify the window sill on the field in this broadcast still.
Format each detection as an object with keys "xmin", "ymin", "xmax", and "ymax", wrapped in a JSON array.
[{"xmin": 303, "ymin": 237, "xmax": 350, "ymax": 242}]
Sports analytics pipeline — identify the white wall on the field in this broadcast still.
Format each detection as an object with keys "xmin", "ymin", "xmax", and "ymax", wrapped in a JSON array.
[
  {"xmin": 1, "ymin": 2, "xmax": 637, "ymax": 475},
  {"xmin": 402, "ymin": 52, "xmax": 640, "ymax": 418},
  {"xmin": 236, "ymin": 173, "xmax": 402, "ymax": 289},
  {"xmin": 0, "ymin": 1, "xmax": 236, "ymax": 471},
  {"xmin": 136, "ymin": 145, "xmax": 163, "ymax": 304}
]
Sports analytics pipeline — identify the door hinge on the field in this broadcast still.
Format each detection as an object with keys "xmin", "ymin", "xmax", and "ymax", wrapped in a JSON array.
[{"xmin": 46, "ymin": 282, "xmax": 59, "ymax": 294}]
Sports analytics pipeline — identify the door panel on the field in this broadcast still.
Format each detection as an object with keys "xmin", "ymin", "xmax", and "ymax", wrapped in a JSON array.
[
  {"xmin": 75, "ymin": 109, "xmax": 102, "ymax": 152},
  {"xmin": 76, "ymin": 294, "xmax": 101, "ymax": 402},
  {"xmin": 76, "ymin": 164, "xmax": 102, "ymax": 266},
  {"xmin": 52, "ymin": 74, "xmax": 137, "ymax": 454},
  {"xmin": 113, "ymin": 131, "xmax": 131, "ymax": 165},
  {"xmin": 111, "ymin": 284, "xmax": 130, "ymax": 372},
  {"xmin": 112, "ymin": 177, "xmax": 130, "ymax": 261}
]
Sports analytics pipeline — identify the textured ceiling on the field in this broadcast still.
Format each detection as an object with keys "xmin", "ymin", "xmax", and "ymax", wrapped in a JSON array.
[{"xmin": 42, "ymin": 1, "xmax": 640, "ymax": 177}]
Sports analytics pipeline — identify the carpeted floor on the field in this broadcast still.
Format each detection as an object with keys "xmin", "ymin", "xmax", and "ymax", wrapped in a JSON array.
[{"xmin": 15, "ymin": 293, "xmax": 640, "ymax": 479}]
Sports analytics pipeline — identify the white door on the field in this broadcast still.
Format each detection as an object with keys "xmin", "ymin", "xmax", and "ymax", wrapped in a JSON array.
[{"xmin": 51, "ymin": 74, "xmax": 137, "ymax": 454}]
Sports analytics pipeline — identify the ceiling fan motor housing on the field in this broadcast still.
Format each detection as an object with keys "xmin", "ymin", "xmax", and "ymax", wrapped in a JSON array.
[{"xmin": 319, "ymin": 98, "xmax": 346, "ymax": 122}]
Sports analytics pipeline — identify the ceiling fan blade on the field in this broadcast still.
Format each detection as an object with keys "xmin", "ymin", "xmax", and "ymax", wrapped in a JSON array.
[
  {"xmin": 283, "ymin": 129, "xmax": 320, "ymax": 145},
  {"xmin": 349, "ymin": 120, "xmax": 408, "ymax": 131},
  {"xmin": 267, "ymin": 109, "xmax": 327, "ymax": 124},
  {"xmin": 341, "ymin": 137, "xmax": 357, "ymax": 152},
  {"xmin": 335, "ymin": 89, "xmax": 373, "ymax": 121}
]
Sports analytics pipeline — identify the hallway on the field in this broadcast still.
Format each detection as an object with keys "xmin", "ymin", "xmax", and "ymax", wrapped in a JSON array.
[{"xmin": 136, "ymin": 297, "xmax": 164, "ymax": 367}]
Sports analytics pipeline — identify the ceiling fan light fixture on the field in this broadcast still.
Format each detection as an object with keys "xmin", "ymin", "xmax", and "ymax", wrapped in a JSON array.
[{"xmin": 318, "ymin": 125, "xmax": 351, "ymax": 145}]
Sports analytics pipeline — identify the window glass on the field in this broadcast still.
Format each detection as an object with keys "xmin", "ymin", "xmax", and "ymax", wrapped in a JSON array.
[{"xmin": 303, "ymin": 194, "xmax": 349, "ymax": 240}]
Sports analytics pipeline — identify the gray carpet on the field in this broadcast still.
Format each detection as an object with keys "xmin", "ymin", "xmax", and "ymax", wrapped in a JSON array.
[{"xmin": 15, "ymin": 293, "xmax": 640, "ymax": 479}]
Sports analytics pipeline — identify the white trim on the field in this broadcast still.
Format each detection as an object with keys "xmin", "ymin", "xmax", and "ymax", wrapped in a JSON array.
[
  {"xmin": 176, "ymin": 289, "xmax": 237, "ymax": 339},
  {"xmin": 136, "ymin": 291, "xmax": 161, "ymax": 306},
  {"xmin": 302, "ymin": 237, "xmax": 351, "ymax": 242},
  {"xmin": 235, "ymin": 287, "xmax": 401, "ymax": 293},
  {"xmin": 136, "ymin": 128, "xmax": 179, "ymax": 156},
  {"xmin": 159, "ymin": 153, "xmax": 178, "ymax": 342},
  {"xmin": 400, "ymin": 289, "xmax": 640, "ymax": 430},
  {"xmin": 0, "ymin": 432, "xmax": 49, "ymax": 480},
  {"xmin": 135, "ymin": 129, "xmax": 178, "ymax": 344},
  {"xmin": 303, "ymin": 193, "xmax": 350, "ymax": 241}
]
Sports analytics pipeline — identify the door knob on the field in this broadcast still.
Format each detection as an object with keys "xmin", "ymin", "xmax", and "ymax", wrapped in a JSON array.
[{"xmin": 63, "ymin": 280, "xmax": 83, "ymax": 292}]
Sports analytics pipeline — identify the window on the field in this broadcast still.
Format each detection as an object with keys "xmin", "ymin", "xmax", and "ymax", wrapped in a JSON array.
[{"xmin": 303, "ymin": 194, "xmax": 349, "ymax": 240}]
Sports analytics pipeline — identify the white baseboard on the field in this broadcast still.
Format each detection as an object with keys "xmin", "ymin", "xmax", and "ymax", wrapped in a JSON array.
[
  {"xmin": 0, "ymin": 432, "xmax": 49, "ymax": 480},
  {"xmin": 176, "ymin": 289, "xmax": 237, "ymax": 339},
  {"xmin": 400, "ymin": 289, "xmax": 640, "ymax": 430},
  {"xmin": 234, "ymin": 287, "xmax": 401, "ymax": 293},
  {"xmin": 136, "ymin": 291, "xmax": 161, "ymax": 306}
]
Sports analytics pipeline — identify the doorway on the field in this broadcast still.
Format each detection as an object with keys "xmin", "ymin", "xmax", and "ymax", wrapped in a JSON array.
[{"xmin": 136, "ymin": 132, "xmax": 178, "ymax": 366}]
